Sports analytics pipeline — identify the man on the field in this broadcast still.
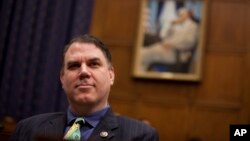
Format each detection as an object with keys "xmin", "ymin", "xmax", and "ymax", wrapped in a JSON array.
[
  {"xmin": 10, "ymin": 34, "xmax": 159, "ymax": 141},
  {"xmin": 141, "ymin": 7, "xmax": 199, "ymax": 72}
]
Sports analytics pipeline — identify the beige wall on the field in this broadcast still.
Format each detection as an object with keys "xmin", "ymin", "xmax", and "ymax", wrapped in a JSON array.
[{"xmin": 90, "ymin": 0, "xmax": 250, "ymax": 140}]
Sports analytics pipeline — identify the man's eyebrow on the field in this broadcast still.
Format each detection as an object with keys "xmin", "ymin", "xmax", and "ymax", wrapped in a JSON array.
[
  {"xmin": 89, "ymin": 57, "xmax": 101, "ymax": 62},
  {"xmin": 66, "ymin": 61, "xmax": 79, "ymax": 66}
]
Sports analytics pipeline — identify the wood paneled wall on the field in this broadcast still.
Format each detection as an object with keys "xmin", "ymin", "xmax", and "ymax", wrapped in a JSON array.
[{"xmin": 90, "ymin": 0, "xmax": 250, "ymax": 140}]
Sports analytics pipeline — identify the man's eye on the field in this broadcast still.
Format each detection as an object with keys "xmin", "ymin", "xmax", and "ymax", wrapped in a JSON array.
[
  {"xmin": 68, "ymin": 64, "xmax": 80, "ymax": 69},
  {"xmin": 89, "ymin": 62, "xmax": 100, "ymax": 68}
]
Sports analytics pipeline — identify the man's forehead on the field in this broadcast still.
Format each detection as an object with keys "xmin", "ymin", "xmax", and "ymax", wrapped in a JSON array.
[
  {"xmin": 65, "ymin": 43, "xmax": 108, "ymax": 62},
  {"xmin": 66, "ymin": 56, "xmax": 101, "ymax": 63}
]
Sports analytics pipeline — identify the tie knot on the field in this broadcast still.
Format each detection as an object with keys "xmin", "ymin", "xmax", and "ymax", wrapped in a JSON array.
[
  {"xmin": 64, "ymin": 118, "xmax": 85, "ymax": 141},
  {"xmin": 75, "ymin": 117, "xmax": 85, "ymax": 125}
]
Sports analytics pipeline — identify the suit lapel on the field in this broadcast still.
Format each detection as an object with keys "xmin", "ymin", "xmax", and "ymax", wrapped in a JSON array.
[
  {"xmin": 43, "ymin": 113, "xmax": 66, "ymax": 139},
  {"xmin": 88, "ymin": 109, "xmax": 119, "ymax": 141}
]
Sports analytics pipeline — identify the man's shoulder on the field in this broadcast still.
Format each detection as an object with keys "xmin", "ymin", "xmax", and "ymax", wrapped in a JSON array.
[
  {"xmin": 19, "ymin": 112, "xmax": 65, "ymax": 124},
  {"xmin": 11, "ymin": 112, "xmax": 66, "ymax": 141},
  {"xmin": 115, "ymin": 115, "xmax": 155, "ymax": 131},
  {"xmin": 105, "ymin": 110, "xmax": 154, "ymax": 131},
  {"xmin": 24, "ymin": 112, "xmax": 65, "ymax": 120},
  {"xmin": 116, "ymin": 115, "xmax": 143, "ymax": 124}
]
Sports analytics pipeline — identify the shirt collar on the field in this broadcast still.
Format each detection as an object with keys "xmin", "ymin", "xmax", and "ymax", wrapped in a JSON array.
[{"xmin": 66, "ymin": 106, "xmax": 110, "ymax": 128}]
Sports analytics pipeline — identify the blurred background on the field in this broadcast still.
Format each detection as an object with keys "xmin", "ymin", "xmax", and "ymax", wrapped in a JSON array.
[{"xmin": 1, "ymin": 0, "xmax": 250, "ymax": 141}]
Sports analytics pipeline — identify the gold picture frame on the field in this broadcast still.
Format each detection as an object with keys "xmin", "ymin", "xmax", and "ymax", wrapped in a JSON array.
[{"xmin": 133, "ymin": 0, "xmax": 207, "ymax": 81}]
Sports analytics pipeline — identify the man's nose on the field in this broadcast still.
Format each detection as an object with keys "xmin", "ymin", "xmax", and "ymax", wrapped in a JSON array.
[{"xmin": 79, "ymin": 64, "xmax": 90, "ymax": 79}]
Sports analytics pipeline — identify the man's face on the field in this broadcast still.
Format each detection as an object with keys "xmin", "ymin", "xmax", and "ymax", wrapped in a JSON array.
[
  {"xmin": 60, "ymin": 42, "xmax": 115, "ymax": 109},
  {"xmin": 178, "ymin": 8, "xmax": 189, "ymax": 23}
]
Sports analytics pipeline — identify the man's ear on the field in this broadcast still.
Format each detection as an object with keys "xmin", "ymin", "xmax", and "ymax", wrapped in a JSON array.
[
  {"xmin": 109, "ymin": 67, "xmax": 115, "ymax": 85},
  {"xmin": 60, "ymin": 70, "xmax": 64, "ymax": 84}
]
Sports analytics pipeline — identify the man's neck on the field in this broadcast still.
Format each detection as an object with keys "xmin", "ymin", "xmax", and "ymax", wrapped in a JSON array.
[{"xmin": 69, "ymin": 103, "xmax": 109, "ymax": 116}]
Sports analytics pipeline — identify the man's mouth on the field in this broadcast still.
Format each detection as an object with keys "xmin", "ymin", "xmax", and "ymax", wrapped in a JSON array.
[{"xmin": 76, "ymin": 83, "xmax": 94, "ymax": 88}]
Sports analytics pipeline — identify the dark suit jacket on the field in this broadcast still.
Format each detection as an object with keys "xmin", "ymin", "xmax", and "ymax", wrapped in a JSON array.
[{"xmin": 10, "ymin": 109, "xmax": 159, "ymax": 141}]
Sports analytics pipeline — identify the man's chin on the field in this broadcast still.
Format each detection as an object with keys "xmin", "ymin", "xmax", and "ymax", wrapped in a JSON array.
[{"xmin": 74, "ymin": 96, "xmax": 96, "ymax": 105}]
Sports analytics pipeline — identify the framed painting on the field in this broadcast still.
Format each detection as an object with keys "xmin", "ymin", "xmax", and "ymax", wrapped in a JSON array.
[{"xmin": 132, "ymin": 0, "xmax": 207, "ymax": 81}]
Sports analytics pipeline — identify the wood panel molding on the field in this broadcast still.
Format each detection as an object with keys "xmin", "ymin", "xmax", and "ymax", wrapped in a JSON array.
[{"xmin": 194, "ymin": 100, "xmax": 242, "ymax": 111}]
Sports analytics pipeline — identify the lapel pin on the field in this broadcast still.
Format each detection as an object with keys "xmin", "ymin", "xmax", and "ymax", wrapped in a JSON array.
[{"xmin": 100, "ymin": 131, "xmax": 108, "ymax": 138}]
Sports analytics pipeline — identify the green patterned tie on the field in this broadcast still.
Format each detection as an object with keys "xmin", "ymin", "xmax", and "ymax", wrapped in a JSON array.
[{"xmin": 64, "ymin": 118, "xmax": 85, "ymax": 141}]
